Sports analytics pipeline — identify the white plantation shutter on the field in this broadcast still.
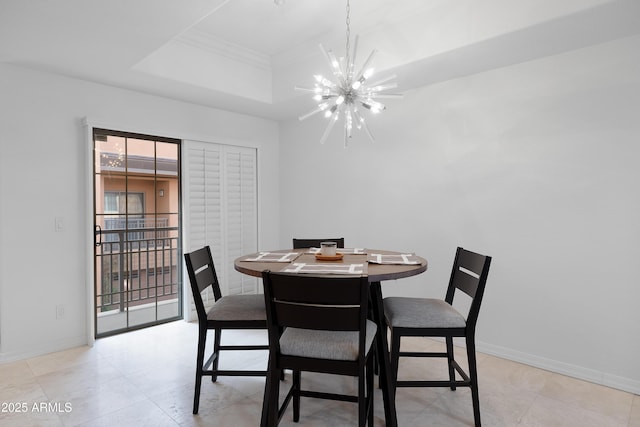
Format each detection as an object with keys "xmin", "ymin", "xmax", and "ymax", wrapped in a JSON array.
[
  {"xmin": 183, "ymin": 141, "xmax": 258, "ymax": 320},
  {"xmin": 224, "ymin": 149, "xmax": 258, "ymax": 295}
]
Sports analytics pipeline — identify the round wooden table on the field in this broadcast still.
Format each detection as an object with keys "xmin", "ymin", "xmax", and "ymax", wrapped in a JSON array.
[{"xmin": 235, "ymin": 249, "xmax": 427, "ymax": 427}]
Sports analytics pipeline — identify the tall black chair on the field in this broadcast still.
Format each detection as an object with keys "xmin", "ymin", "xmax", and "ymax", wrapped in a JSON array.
[
  {"xmin": 261, "ymin": 272, "xmax": 376, "ymax": 427},
  {"xmin": 383, "ymin": 247, "xmax": 492, "ymax": 427},
  {"xmin": 292, "ymin": 237, "xmax": 345, "ymax": 249},
  {"xmin": 184, "ymin": 246, "xmax": 268, "ymax": 414}
]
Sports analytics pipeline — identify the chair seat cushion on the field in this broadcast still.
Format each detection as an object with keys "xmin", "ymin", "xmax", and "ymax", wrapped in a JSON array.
[
  {"xmin": 207, "ymin": 294, "xmax": 266, "ymax": 321},
  {"xmin": 280, "ymin": 320, "xmax": 377, "ymax": 361},
  {"xmin": 384, "ymin": 297, "xmax": 466, "ymax": 329}
]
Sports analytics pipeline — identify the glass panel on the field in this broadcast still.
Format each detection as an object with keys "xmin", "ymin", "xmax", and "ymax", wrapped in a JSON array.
[
  {"xmin": 94, "ymin": 130, "xmax": 181, "ymax": 337},
  {"xmin": 95, "ymin": 135, "xmax": 126, "ymax": 176}
]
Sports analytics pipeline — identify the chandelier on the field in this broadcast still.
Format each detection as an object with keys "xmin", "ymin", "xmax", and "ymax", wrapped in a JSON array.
[{"xmin": 295, "ymin": 0, "xmax": 402, "ymax": 147}]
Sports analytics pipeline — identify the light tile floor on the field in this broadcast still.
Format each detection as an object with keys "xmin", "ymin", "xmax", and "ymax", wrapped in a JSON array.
[{"xmin": 1, "ymin": 320, "xmax": 638, "ymax": 426}]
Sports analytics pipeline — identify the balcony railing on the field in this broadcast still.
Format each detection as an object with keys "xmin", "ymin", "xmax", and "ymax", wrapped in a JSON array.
[
  {"xmin": 103, "ymin": 217, "xmax": 169, "ymax": 247},
  {"xmin": 96, "ymin": 226, "xmax": 179, "ymax": 314}
]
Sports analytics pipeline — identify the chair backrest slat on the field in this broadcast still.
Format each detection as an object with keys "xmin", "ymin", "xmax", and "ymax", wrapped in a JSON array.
[
  {"xmin": 446, "ymin": 247, "xmax": 492, "ymax": 328},
  {"xmin": 264, "ymin": 273, "xmax": 362, "ymax": 305},
  {"xmin": 453, "ymin": 265, "xmax": 480, "ymax": 298},
  {"xmin": 184, "ymin": 246, "xmax": 223, "ymax": 320},
  {"xmin": 262, "ymin": 272, "xmax": 368, "ymax": 333},
  {"xmin": 274, "ymin": 302, "xmax": 361, "ymax": 331},
  {"xmin": 457, "ymin": 249, "xmax": 487, "ymax": 277},
  {"xmin": 292, "ymin": 238, "xmax": 345, "ymax": 249}
]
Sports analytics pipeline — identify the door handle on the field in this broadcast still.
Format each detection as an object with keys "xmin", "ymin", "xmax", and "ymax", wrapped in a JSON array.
[{"xmin": 95, "ymin": 224, "xmax": 102, "ymax": 247}]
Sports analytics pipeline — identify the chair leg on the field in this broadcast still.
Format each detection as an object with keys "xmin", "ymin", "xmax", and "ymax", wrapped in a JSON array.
[
  {"xmin": 261, "ymin": 361, "xmax": 281, "ymax": 427},
  {"xmin": 211, "ymin": 328, "xmax": 222, "ymax": 382},
  {"xmin": 367, "ymin": 353, "xmax": 375, "ymax": 427},
  {"xmin": 367, "ymin": 302, "xmax": 379, "ymax": 376},
  {"xmin": 358, "ymin": 364, "xmax": 366, "ymax": 427},
  {"xmin": 293, "ymin": 370, "xmax": 301, "ymax": 422},
  {"xmin": 466, "ymin": 336, "xmax": 481, "ymax": 427},
  {"xmin": 446, "ymin": 336, "xmax": 456, "ymax": 391},
  {"xmin": 193, "ymin": 326, "xmax": 207, "ymax": 414},
  {"xmin": 390, "ymin": 329, "xmax": 401, "ymax": 396}
]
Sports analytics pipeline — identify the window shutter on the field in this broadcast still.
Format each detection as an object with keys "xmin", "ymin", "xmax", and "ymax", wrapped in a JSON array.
[
  {"xmin": 224, "ymin": 147, "xmax": 258, "ymax": 295},
  {"xmin": 183, "ymin": 141, "xmax": 258, "ymax": 320}
]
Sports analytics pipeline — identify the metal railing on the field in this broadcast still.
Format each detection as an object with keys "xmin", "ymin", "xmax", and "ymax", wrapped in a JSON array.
[
  {"xmin": 103, "ymin": 217, "xmax": 169, "ymax": 246},
  {"xmin": 96, "ymin": 226, "xmax": 179, "ymax": 313}
]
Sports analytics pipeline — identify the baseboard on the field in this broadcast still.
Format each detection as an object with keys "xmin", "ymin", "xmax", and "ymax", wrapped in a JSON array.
[
  {"xmin": 476, "ymin": 341, "xmax": 640, "ymax": 395},
  {"xmin": 0, "ymin": 335, "xmax": 88, "ymax": 364}
]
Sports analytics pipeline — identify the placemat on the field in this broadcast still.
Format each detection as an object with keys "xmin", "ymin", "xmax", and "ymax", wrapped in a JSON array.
[
  {"xmin": 307, "ymin": 247, "xmax": 367, "ymax": 255},
  {"xmin": 281, "ymin": 263, "xmax": 366, "ymax": 274},
  {"xmin": 367, "ymin": 253, "xmax": 422, "ymax": 265},
  {"xmin": 242, "ymin": 252, "xmax": 301, "ymax": 262}
]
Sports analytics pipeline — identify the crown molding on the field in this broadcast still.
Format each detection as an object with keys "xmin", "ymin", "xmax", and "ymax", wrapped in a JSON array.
[{"xmin": 177, "ymin": 28, "xmax": 272, "ymax": 71}]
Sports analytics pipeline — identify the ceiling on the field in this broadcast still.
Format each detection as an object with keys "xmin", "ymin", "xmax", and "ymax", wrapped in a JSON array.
[{"xmin": 1, "ymin": 0, "xmax": 639, "ymax": 120}]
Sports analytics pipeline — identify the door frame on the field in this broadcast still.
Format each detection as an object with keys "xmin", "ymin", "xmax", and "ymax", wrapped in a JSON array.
[{"xmin": 84, "ymin": 118, "xmax": 186, "ymax": 344}]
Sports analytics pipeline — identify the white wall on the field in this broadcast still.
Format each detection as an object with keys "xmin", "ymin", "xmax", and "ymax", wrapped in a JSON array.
[
  {"xmin": 279, "ymin": 35, "xmax": 640, "ymax": 393},
  {"xmin": 0, "ymin": 64, "xmax": 280, "ymax": 361}
]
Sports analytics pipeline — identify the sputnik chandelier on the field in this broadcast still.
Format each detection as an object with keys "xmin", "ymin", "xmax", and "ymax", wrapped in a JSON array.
[{"xmin": 295, "ymin": 0, "xmax": 402, "ymax": 147}]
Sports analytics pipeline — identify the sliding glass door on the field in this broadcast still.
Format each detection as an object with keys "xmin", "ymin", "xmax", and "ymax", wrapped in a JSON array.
[{"xmin": 93, "ymin": 129, "xmax": 181, "ymax": 337}]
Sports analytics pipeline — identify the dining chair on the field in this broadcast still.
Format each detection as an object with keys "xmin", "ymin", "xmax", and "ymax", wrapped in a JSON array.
[
  {"xmin": 184, "ymin": 246, "xmax": 268, "ymax": 414},
  {"xmin": 383, "ymin": 247, "xmax": 492, "ymax": 427},
  {"xmin": 292, "ymin": 237, "xmax": 345, "ymax": 249},
  {"xmin": 261, "ymin": 271, "xmax": 376, "ymax": 427}
]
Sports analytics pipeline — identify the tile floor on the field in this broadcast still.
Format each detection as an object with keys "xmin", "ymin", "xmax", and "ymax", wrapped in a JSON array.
[{"xmin": 1, "ymin": 320, "xmax": 638, "ymax": 426}]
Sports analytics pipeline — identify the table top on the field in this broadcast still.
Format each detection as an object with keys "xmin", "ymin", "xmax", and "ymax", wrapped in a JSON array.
[{"xmin": 234, "ymin": 249, "xmax": 427, "ymax": 282}]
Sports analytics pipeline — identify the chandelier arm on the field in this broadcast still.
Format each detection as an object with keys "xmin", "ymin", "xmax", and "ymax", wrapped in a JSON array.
[
  {"xmin": 348, "ymin": 35, "xmax": 359, "ymax": 80},
  {"xmin": 368, "ymin": 83, "xmax": 398, "ymax": 92},
  {"xmin": 368, "ymin": 93, "xmax": 404, "ymax": 99},
  {"xmin": 360, "ymin": 117, "xmax": 376, "ymax": 143},
  {"xmin": 326, "ymin": 50, "xmax": 342, "ymax": 77},
  {"xmin": 319, "ymin": 45, "xmax": 339, "ymax": 77},
  {"xmin": 299, "ymin": 103, "xmax": 330, "ymax": 121},
  {"xmin": 295, "ymin": 86, "xmax": 319, "ymax": 93},
  {"xmin": 354, "ymin": 49, "xmax": 378, "ymax": 82},
  {"xmin": 343, "ymin": 119, "xmax": 349, "ymax": 148},
  {"xmin": 366, "ymin": 74, "xmax": 397, "ymax": 87},
  {"xmin": 352, "ymin": 107, "xmax": 364, "ymax": 130},
  {"xmin": 320, "ymin": 116, "xmax": 339, "ymax": 144}
]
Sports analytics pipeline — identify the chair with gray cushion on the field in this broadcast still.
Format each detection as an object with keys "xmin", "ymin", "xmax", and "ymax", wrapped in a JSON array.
[
  {"xmin": 261, "ymin": 271, "xmax": 375, "ymax": 426},
  {"xmin": 292, "ymin": 237, "xmax": 345, "ymax": 249},
  {"xmin": 383, "ymin": 247, "xmax": 492, "ymax": 427},
  {"xmin": 184, "ymin": 246, "xmax": 268, "ymax": 414}
]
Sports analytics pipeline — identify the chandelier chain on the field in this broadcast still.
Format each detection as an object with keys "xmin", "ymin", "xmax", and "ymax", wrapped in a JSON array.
[{"xmin": 345, "ymin": 0, "xmax": 350, "ymax": 60}]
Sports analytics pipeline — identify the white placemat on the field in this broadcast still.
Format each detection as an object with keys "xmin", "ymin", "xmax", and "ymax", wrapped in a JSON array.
[
  {"xmin": 242, "ymin": 252, "xmax": 301, "ymax": 262},
  {"xmin": 281, "ymin": 263, "xmax": 366, "ymax": 274},
  {"xmin": 307, "ymin": 247, "xmax": 367, "ymax": 255},
  {"xmin": 367, "ymin": 253, "xmax": 422, "ymax": 265}
]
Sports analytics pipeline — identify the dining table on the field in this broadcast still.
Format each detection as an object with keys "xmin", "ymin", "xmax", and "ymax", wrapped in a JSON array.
[{"xmin": 234, "ymin": 247, "xmax": 428, "ymax": 427}]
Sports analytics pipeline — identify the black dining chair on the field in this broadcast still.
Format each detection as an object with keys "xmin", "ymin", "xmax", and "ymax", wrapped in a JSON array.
[
  {"xmin": 292, "ymin": 237, "xmax": 345, "ymax": 249},
  {"xmin": 383, "ymin": 247, "xmax": 492, "ymax": 427},
  {"xmin": 261, "ymin": 271, "xmax": 376, "ymax": 426},
  {"xmin": 184, "ymin": 246, "xmax": 268, "ymax": 414}
]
